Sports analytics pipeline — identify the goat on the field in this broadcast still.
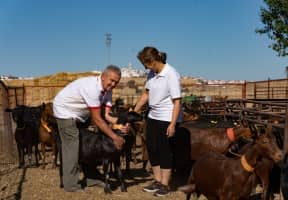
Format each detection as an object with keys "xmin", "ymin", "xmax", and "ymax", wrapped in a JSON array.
[
  {"xmin": 38, "ymin": 102, "xmax": 59, "ymax": 169},
  {"xmin": 178, "ymin": 126, "xmax": 284, "ymax": 200},
  {"xmin": 5, "ymin": 105, "xmax": 42, "ymax": 168},
  {"xmin": 173, "ymin": 122, "xmax": 252, "ymax": 174},
  {"xmin": 58, "ymin": 111, "xmax": 143, "ymax": 193}
]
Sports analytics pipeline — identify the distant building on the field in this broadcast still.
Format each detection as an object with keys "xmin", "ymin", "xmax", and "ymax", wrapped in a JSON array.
[
  {"xmin": 121, "ymin": 62, "xmax": 147, "ymax": 77},
  {"xmin": 0, "ymin": 64, "xmax": 245, "ymax": 84}
]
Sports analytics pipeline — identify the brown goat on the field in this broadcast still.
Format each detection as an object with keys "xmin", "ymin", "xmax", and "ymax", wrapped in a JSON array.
[
  {"xmin": 173, "ymin": 123, "xmax": 252, "ymax": 173},
  {"xmin": 178, "ymin": 127, "xmax": 284, "ymax": 200},
  {"xmin": 38, "ymin": 102, "xmax": 59, "ymax": 169},
  {"xmin": 182, "ymin": 123, "xmax": 252, "ymax": 160}
]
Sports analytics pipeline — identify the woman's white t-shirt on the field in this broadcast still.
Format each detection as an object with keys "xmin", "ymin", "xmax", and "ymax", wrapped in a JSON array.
[{"xmin": 145, "ymin": 63, "xmax": 182, "ymax": 122}]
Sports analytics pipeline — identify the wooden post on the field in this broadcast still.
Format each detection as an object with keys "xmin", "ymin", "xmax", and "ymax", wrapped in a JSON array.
[
  {"xmin": 242, "ymin": 81, "xmax": 246, "ymax": 99},
  {"xmin": 280, "ymin": 105, "xmax": 288, "ymax": 200},
  {"xmin": 14, "ymin": 88, "xmax": 17, "ymax": 106},
  {"xmin": 286, "ymin": 78, "xmax": 288, "ymax": 99},
  {"xmin": 22, "ymin": 84, "xmax": 25, "ymax": 105},
  {"xmin": 254, "ymin": 83, "xmax": 257, "ymax": 99},
  {"xmin": 267, "ymin": 78, "xmax": 270, "ymax": 99},
  {"xmin": 283, "ymin": 105, "xmax": 288, "ymax": 152}
]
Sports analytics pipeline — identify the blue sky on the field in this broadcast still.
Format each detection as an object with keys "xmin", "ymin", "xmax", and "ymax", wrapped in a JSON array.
[{"xmin": 1, "ymin": 0, "xmax": 288, "ymax": 81}]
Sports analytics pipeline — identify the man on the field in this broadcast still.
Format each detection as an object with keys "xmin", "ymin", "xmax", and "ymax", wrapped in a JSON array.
[{"xmin": 53, "ymin": 65, "xmax": 125, "ymax": 192}]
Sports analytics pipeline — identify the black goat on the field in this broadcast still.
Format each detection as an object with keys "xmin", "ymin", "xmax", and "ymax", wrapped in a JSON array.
[
  {"xmin": 5, "ymin": 105, "xmax": 43, "ymax": 168},
  {"xmin": 58, "ymin": 111, "xmax": 143, "ymax": 193}
]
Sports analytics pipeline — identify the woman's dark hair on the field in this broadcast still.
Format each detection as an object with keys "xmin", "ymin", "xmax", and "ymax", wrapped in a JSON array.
[{"xmin": 137, "ymin": 46, "xmax": 167, "ymax": 65}]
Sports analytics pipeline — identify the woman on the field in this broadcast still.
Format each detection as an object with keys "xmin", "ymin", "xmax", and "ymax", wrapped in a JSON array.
[{"xmin": 134, "ymin": 46, "xmax": 182, "ymax": 197}]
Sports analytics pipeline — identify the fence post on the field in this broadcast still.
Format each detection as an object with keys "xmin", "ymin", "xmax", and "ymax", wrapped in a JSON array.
[
  {"xmin": 268, "ymin": 78, "xmax": 270, "ymax": 99},
  {"xmin": 23, "ymin": 84, "xmax": 25, "ymax": 105},
  {"xmin": 286, "ymin": 78, "xmax": 288, "ymax": 99},
  {"xmin": 254, "ymin": 83, "xmax": 257, "ymax": 99},
  {"xmin": 281, "ymin": 104, "xmax": 288, "ymax": 200},
  {"xmin": 242, "ymin": 81, "xmax": 246, "ymax": 99},
  {"xmin": 284, "ymin": 105, "xmax": 288, "ymax": 152}
]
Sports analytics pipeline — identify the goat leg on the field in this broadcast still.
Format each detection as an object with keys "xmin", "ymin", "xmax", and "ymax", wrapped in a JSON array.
[
  {"xmin": 41, "ymin": 143, "xmax": 46, "ymax": 169},
  {"xmin": 114, "ymin": 158, "xmax": 127, "ymax": 192},
  {"xmin": 103, "ymin": 160, "xmax": 112, "ymax": 194},
  {"xmin": 34, "ymin": 144, "xmax": 40, "ymax": 166},
  {"xmin": 27, "ymin": 146, "xmax": 32, "ymax": 167},
  {"xmin": 124, "ymin": 148, "xmax": 131, "ymax": 171},
  {"xmin": 51, "ymin": 143, "xmax": 58, "ymax": 169},
  {"xmin": 18, "ymin": 144, "xmax": 25, "ymax": 168}
]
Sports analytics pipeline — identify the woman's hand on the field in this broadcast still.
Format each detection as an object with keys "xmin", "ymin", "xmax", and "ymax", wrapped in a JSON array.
[{"xmin": 166, "ymin": 123, "xmax": 176, "ymax": 137}]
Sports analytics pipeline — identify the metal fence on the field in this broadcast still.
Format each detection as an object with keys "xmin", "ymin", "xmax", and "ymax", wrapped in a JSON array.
[
  {"xmin": 182, "ymin": 79, "xmax": 288, "ymax": 101},
  {"xmin": 1, "ymin": 78, "xmax": 288, "ymax": 166},
  {"xmin": 245, "ymin": 79, "xmax": 288, "ymax": 100},
  {"xmin": 0, "ymin": 81, "xmax": 17, "ymax": 166}
]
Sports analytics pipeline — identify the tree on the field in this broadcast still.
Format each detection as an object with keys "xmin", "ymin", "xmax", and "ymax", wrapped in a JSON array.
[{"xmin": 256, "ymin": 0, "xmax": 288, "ymax": 56}]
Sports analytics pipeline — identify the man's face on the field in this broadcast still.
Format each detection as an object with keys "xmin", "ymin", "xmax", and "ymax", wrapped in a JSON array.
[{"xmin": 101, "ymin": 71, "xmax": 120, "ymax": 91}]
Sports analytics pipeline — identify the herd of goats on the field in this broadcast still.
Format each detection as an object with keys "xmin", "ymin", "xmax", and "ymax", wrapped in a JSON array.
[{"xmin": 4, "ymin": 97, "xmax": 288, "ymax": 200}]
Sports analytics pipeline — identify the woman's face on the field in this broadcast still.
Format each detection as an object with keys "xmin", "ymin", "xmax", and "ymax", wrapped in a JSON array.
[
  {"xmin": 143, "ymin": 61, "xmax": 163, "ymax": 73},
  {"xmin": 143, "ymin": 61, "xmax": 155, "ymax": 71}
]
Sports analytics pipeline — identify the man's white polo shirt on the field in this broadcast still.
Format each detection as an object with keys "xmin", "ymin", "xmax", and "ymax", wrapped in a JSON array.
[{"xmin": 53, "ymin": 76, "xmax": 112, "ymax": 122}]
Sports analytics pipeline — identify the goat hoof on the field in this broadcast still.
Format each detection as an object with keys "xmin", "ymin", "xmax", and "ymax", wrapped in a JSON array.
[
  {"xmin": 121, "ymin": 187, "xmax": 127, "ymax": 192},
  {"xmin": 104, "ymin": 185, "xmax": 112, "ymax": 194},
  {"xmin": 18, "ymin": 165, "xmax": 24, "ymax": 169},
  {"xmin": 104, "ymin": 189, "xmax": 112, "ymax": 194},
  {"xmin": 60, "ymin": 181, "xmax": 64, "ymax": 188}
]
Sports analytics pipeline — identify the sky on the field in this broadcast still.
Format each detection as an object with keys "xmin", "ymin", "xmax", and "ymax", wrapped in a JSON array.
[{"xmin": 1, "ymin": 0, "xmax": 288, "ymax": 81}]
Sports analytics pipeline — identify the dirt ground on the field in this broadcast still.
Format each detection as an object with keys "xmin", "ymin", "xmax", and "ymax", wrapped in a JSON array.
[
  {"xmin": 0, "ymin": 163, "xmax": 195, "ymax": 200},
  {"xmin": 0, "ymin": 136, "xmax": 201, "ymax": 200},
  {"xmin": 0, "ymin": 135, "xmax": 278, "ymax": 200}
]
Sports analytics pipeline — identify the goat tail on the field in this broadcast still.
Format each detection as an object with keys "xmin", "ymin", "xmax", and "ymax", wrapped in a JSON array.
[{"xmin": 281, "ymin": 153, "xmax": 288, "ymax": 200}]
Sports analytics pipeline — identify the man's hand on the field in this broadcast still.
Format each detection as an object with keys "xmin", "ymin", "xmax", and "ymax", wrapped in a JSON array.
[
  {"xmin": 120, "ymin": 123, "xmax": 130, "ymax": 134},
  {"xmin": 112, "ymin": 134, "xmax": 125, "ymax": 150}
]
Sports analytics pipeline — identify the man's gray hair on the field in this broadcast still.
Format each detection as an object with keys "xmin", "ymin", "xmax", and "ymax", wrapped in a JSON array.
[{"xmin": 103, "ymin": 65, "xmax": 121, "ymax": 77}]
